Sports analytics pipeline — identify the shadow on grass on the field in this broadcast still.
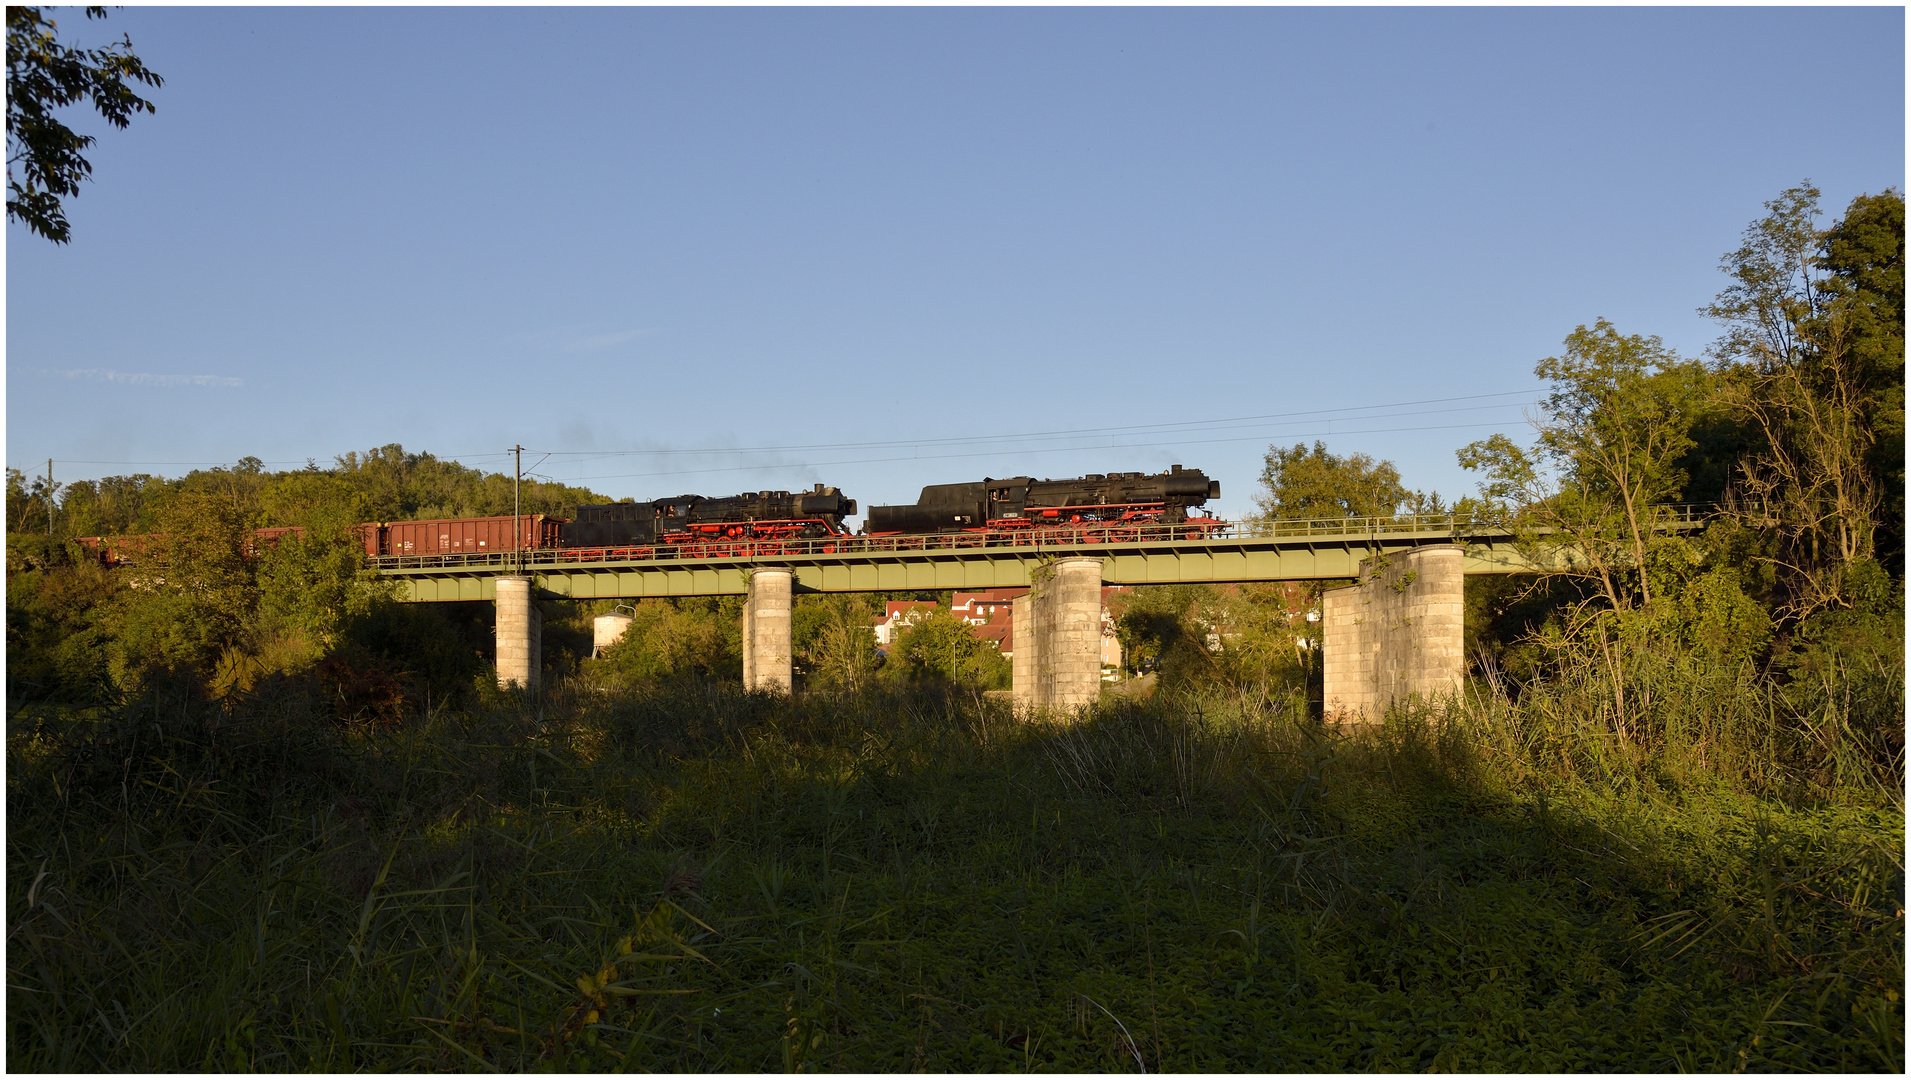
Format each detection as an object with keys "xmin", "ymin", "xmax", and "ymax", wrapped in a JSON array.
[{"xmin": 8, "ymin": 680, "xmax": 1903, "ymax": 1070}]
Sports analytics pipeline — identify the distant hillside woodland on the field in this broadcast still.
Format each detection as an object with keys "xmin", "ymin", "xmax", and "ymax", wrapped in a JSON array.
[{"xmin": 6, "ymin": 185, "xmax": 1903, "ymax": 1071}]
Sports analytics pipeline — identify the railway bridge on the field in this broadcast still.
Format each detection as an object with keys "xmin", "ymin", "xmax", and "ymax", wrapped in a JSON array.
[{"xmin": 372, "ymin": 512, "xmax": 1704, "ymax": 719}]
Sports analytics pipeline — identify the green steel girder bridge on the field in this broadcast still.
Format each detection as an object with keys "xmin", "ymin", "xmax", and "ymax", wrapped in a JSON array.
[{"xmin": 371, "ymin": 511, "xmax": 1710, "ymax": 602}]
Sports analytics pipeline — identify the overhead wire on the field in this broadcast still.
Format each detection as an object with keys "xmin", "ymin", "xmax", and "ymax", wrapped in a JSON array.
[
  {"xmin": 553, "ymin": 416, "xmax": 1531, "ymax": 486},
  {"xmin": 37, "ymin": 388, "xmax": 1542, "ymax": 479},
  {"xmin": 521, "ymin": 389, "xmax": 1540, "ymax": 462}
]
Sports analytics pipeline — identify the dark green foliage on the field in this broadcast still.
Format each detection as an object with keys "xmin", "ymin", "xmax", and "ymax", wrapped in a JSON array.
[
  {"xmin": 1462, "ymin": 574, "xmax": 1585, "ymax": 685},
  {"xmin": 6, "ymin": 6, "xmax": 163, "ymax": 243},
  {"xmin": 1819, "ymin": 190, "xmax": 1906, "ymax": 571},
  {"xmin": 42, "ymin": 471, "xmax": 165, "ymax": 538},
  {"xmin": 4, "ymin": 467, "xmax": 58, "ymax": 534},
  {"xmin": 4, "ymin": 535, "xmax": 118, "ymax": 701},
  {"xmin": 328, "ymin": 601, "xmax": 490, "ymax": 717},
  {"xmin": 1696, "ymin": 184, "xmax": 1903, "ymax": 613},
  {"xmin": 593, "ymin": 597, "xmax": 745, "ymax": 685},
  {"xmin": 7, "ymin": 687, "xmax": 1901, "ymax": 1071},
  {"xmin": 332, "ymin": 444, "xmax": 607, "ymax": 522},
  {"xmin": 1115, "ymin": 583, "xmax": 1318, "ymax": 702},
  {"xmin": 102, "ymin": 491, "xmax": 258, "ymax": 693},
  {"xmin": 8, "ymin": 449, "xmax": 615, "ymax": 719},
  {"xmin": 1771, "ymin": 559, "xmax": 1905, "ymax": 787},
  {"xmin": 1256, "ymin": 440, "xmax": 1438, "ymax": 520},
  {"xmin": 1116, "ymin": 584, "xmax": 1231, "ymax": 691},
  {"xmin": 792, "ymin": 593, "xmax": 882, "ymax": 692},
  {"xmin": 884, "ymin": 607, "xmax": 1011, "ymax": 689},
  {"xmin": 22, "ymin": 446, "xmax": 612, "ymax": 547}
]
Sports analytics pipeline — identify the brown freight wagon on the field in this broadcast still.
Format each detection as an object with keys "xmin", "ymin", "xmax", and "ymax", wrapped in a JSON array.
[{"xmin": 374, "ymin": 514, "xmax": 565, "ymax": 557}]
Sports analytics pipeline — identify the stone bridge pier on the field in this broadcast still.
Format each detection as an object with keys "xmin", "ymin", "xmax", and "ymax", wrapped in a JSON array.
[
  {"xmin": 1010, "ymin": 556, "xmax": 1106, "ymax": 712},
  {"xmin": 1321, "ymin": 545, "xmax": 1464, "ymax": 722},
  {"xmin": 742, "ymin": 567, "xmax": 793, "ymax": 693}
]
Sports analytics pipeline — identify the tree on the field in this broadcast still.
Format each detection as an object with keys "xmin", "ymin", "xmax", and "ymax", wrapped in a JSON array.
[
  {"xmin": 1458, "ymin": 321, "xmax": 1713, "ymax": 729},
  {"xmin": 5, "ymin": 466, "xmax": 54, "ymax": 534},
  {"xmin": 594, "ymin": 598, "xmax": 742, "ymax": 683},
  {"xmin": 1255, "ymin": 440, "xmax": 1435, "ymax": 522},
  {"xmin": 333, "ymin": 443, "xmax": 606, "ymax": 521},
  {"xmin": 793, "ymin": 593, "xmax": 879, "ymax": 693},
  {"xmin": 101, "ymin": 490, "xmax": 257, "ymax": 692},
  {"xmin": 1815, "ymin": 189, "xmax": 1904, "ymax": 573},
  {"xmin": 884, "ymin": 608, "xmax": 1009, "ymax": 688},
  {"xmin": 47, "ymin": 472, "xmax": 165, "ymax": 538},
  {"xmin": 7, "ymin": 6, "xmax": 162, "ymax": 243},
  {"xmin": 1460, "ymin": 320, "xmax": 1710, "ymax": 608},
  {"xmin": 255, "ymin": 473, "xmax": 382, "ymax": 650},
  {"xmin": 1702, "ymin": 184, "xmax": 1831, "ymax": 372},
  {"xmin": 1701, "ymin": 184, "xmax": 1903, "ymax": 616}
]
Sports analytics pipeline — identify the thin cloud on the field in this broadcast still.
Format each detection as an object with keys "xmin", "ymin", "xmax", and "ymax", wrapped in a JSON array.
[
  {"xmin": 46, "ymin": 368, "xmax": 243, "ymax": 388},
  {"xmin": 567, "ymin": 328, "xmax": 655, "ymax": 353},
  {"xmin": 508, "ymin": 325, "xmax": 658, "ymax": 354}
]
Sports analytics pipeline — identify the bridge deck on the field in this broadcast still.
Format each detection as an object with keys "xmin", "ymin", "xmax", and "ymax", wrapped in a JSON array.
[{"xmin": 373, "ymin": 512, "xmax": 1706, "ymax": 602}]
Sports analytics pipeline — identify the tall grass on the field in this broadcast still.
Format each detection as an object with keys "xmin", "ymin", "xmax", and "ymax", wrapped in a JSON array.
[
  {"xmin": 1466, "ymin": 630, "xmax": 1905, "ymax": 804},
  {"xmin": 8, "ymin": 673, "xmax": 1903, "ymax": 1071}
]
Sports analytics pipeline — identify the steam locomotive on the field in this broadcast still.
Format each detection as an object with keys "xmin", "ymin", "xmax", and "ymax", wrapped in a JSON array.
[
  {"xmin": 565, "ymin": 484, "xmax": 858, "ymax": 547},
  {"xmin": 863, "ymin": 465, "xmax": 1220, "ymax": 535}
]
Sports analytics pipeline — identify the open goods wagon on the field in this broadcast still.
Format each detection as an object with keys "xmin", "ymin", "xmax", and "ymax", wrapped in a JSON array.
[{"xmin": 361, "ymin": 514, "xmax": 566, "ymax": 557}]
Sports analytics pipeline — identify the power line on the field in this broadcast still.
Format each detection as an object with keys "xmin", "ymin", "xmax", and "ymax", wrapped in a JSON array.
[
  {"xmin": 556, "ymin": 416, "xmax": 1526, "ymax": 486},
  {"xmin": 32, "ymin": 388, "xmax": 1540, "ymax": 475},
  {"xmin": 526, "ymin": 389, "xmax": 1539, "ymax": 461}
]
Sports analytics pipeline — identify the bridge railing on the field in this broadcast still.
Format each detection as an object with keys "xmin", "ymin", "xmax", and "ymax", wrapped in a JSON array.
[
  {"xmin": 1238, "ymin": 504, "xmax": 1715, "ymax": 539},
  {"xmin": 369, "ymin": 519, "xmax": 1241, "ymax": 570},
  {"xmin": 365, "ymin": 506, "xmax": 1713, "ymax": 572}
]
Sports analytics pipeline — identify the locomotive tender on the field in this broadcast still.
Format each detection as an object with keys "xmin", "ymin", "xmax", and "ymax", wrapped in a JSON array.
[{"xmin": 864, "ymin": 465, "xmax": 1220, "ymax": 535}]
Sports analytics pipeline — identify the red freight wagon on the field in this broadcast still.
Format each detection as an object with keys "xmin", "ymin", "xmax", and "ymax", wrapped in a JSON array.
[{"xmin": 375, "ymin": 514, "xmax": 565, "ymax": 557}]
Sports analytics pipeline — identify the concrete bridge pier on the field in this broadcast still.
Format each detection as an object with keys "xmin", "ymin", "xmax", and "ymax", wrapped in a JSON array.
[
  {"xmin": 743, "ymin": 568, "xmax": 793, "ymax": 693},
  {"xmin": 495, "ymin": 576, "xmax": 541, "ymax": 690},
  {"xmin": 1321, "ymin": 545, "xmax": 1464, "ymax": 723},
  {"xmin": 1010, "ymin": 592, "xmax": 1038, "ymax": 706},
  {"xmin": 1012, "ymin": 556, "xmax": 1105, "ymax": 713}
]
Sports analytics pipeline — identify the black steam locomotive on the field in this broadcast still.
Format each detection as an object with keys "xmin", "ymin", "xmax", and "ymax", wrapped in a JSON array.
[
  {"xmin": 565, "ymin": 484, "xmax": 858, "ymax": 547},
  {"xmin": 864, "ymin": 465, "xmax": 1220, "ymax": 535}
]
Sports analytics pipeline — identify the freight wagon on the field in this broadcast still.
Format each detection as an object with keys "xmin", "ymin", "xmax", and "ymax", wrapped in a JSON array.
[{"xmin": 361, "ymin": 514, "xmax": 565, "ymax": 557}]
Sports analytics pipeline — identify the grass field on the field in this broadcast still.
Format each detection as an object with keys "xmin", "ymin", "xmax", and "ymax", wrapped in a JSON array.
[{"xmin": 7, "ymin": 680, "xmax": 1903, "ymax": 1071}]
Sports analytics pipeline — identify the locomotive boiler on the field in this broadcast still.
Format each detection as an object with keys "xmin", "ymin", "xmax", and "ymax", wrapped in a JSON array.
[
  {"xmin": 565, "ymin": 484, "xmax": 858, "ymax": 547},
  {"xmin": 863, "ymin": 465, "xmax": 1220, "ymax": 535}
]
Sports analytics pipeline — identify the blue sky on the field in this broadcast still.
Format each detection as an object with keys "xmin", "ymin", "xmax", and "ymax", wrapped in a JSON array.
[{"xmin": 6, "ymin": 6, "xmax": 1903, "ymax": 521}]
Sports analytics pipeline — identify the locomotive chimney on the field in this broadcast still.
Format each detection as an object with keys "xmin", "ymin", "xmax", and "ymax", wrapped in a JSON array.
[{"xmin": 1171, "ymin": 464, "xmax": 1183, "ymax": 474}]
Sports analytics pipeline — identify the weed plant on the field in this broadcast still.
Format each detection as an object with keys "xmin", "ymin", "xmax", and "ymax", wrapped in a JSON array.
[{"xmin": 8, "ymin": 676, "xmax": 1903, "ymax": 1071}]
